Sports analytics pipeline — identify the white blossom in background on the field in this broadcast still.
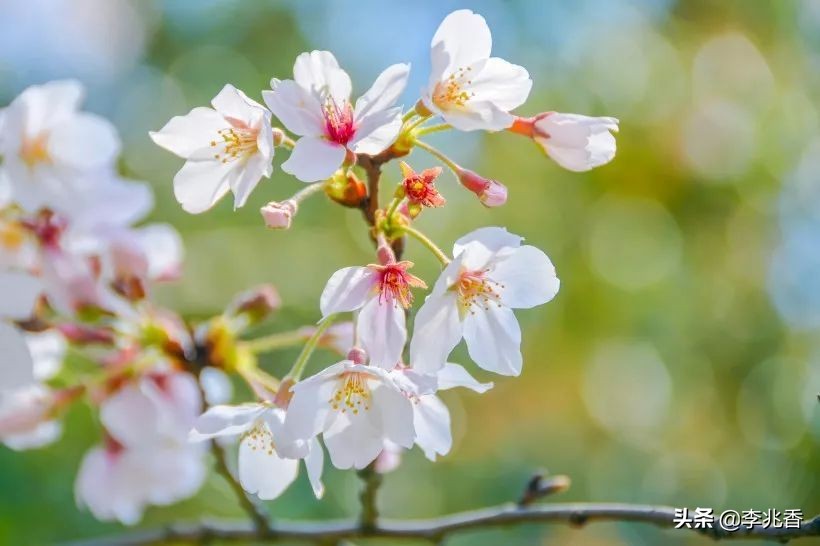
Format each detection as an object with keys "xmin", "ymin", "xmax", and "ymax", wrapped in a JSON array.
[
  {"xmin": 0, "ymin": 80, "xmax": 120, "ymax": 213},
  {"xmin": 529, "ymin": 113, "xmax": 620, "ymax": 172},
  {"xmin": 0, "ymin": 269, "xmax": 42, "ymax": 387},
  {"xmin": 285, "ymin": 360, "xmax": 415, "ymax": 469},
  {"xmin": 75, "ymin": 373, "xmax": 207, "ymax": 524},
  {"xmin": 320, "ymin": 261, "xmax": 425, "ymax": 370},
  {"xmin": 190, "ymin": 403, "xmax": 324, "ymax": 500},
  {"xmin": 150, "ymin": 84, "xmax": 274, "ymax": 213},
  {"xmin": 263, "ymin": 51, "xmax": 409, "ymax": 182},
  {"xmin": 410, "ymin": 227, "xmax": 560, "ymax": 376},
  {"xmin": 422, "ymin": 9, "xmax": 531, "ymax": 132}
]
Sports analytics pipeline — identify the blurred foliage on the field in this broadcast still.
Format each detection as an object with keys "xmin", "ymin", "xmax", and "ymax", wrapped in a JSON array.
[{"xmin": 1, "ymin": 0, "xmax": 819, "ymax": 544}]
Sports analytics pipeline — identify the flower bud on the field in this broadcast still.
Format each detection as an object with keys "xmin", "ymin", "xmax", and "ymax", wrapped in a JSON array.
[
  {"xmin": 456, "ymin": 167, "xmax": 508, "ymax": 207},
  {"xmin": 57, "ymin": 323, "xmax": 115, "ymax": 345},
  {"xmin": 346, "ymin": 346, "xmax": 368, "ymax": 365},
  {"xmin": 261, "ymin": 200, "xmax": 297, "ymax": 230},
  {"xmin": 225, "ymin": 284, "xmax": 281, "ymax": 326},
  {"xmin": 325, "ymin": 170, "xmax": 367, "ymax": 208}
]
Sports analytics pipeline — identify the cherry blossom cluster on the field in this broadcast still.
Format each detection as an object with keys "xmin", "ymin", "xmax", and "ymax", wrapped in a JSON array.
[{"xmin": 0, "ymin": 9, "xmax": 618, "ymax": 526}]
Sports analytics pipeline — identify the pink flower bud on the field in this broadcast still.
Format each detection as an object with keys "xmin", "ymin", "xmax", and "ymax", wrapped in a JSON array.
[
  {"xmin": 346, "ymin": 347, "xmax": 368, "ymax": 365},
  {"xmin": 260, "ymin": 200, "xmax": 297, "ymax": 229},
  {"xmin": 456, "ymin": 167, "xmax": 508, "ymax": 207}
]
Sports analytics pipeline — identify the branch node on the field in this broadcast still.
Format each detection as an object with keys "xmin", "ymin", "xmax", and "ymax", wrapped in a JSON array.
[{"xmin": 518, "ymin": 471, "xmax": 572, "ymax": 506}]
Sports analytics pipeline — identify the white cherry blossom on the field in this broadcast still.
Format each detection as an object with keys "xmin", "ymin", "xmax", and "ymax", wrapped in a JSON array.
[
  {"xmin": 422, "ymin": 10, "xmax": 531, "ymax": 132},
  {"xmin": 150, "ymin": 84, "xmax": 274, "ymax": 213},
  {"xmin": 410, "ymin": 227, "xmax": 559, "ymax": 376},
  {"xmin": 320, "ymin": 261, "xmax": 425, "ymax": 370},
  {"xmin": 263, "ymin": 51, "xmax": 409, "ymax": 182},
  {"xmin": 526, "ymin": 113, "xmax": 619, "ymax": 172},
  {"xmin": 0, "ymin": 80, "xmax": 121, "ymax": 213},
  {"xmin": 285, "ymin": 360, "xmax": 415, "ymax": 470},
  {"xmin": 190, "ymin": 403, "xmax": 324, "ymax": 500}
]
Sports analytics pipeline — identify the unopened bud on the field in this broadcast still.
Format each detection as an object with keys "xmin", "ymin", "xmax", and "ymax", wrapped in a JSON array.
[
  {"xmin": 347, "ymin": 346, "xmax": 368, "ymax": 365},
  {"xmin": 456, "ymin": 167, "xmax": 508, "ymax": 208},
  {"xmin": 57, "ymin": 323, "xmax": 115, "ymax": 345},
  {"xmin": 226, "ymin": 284, "xmax": 281, "ymax": 326},
  {"xmin": 272, "ymin": 127, "xmax": 287, "ymax": 146},
  {"xmin": 325, "ymin": 170, "xmax": 367, "ymax": 208},
  {"xmin": 261, "ymin": 200, "xmax": 297, "ymax": 230}
]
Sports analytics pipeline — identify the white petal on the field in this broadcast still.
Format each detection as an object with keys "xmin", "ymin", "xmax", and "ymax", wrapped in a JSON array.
[
  {"xmin": 16, "ymin": 80, "xmax": 84, "ymax": 136},
  {"xmin": 2, "ymin": 419, "xmax": 61, "ymax": 450},
  {"xmin": 413, "ymin": 395, "xmax": 451, "ymax": 460},
  {"xmin": 323, "ymin": 414, "xmax": 383, "ymax": 470},
  {"xmin": 0, "ymin": 271, "xmax": 42, "ymax": 320},
  {"xmin": 371, "ymin": 382, "xmax": 415, "ymax": 448},
  {"xmin": 285, "ymin": 375, "xmax": 338, "ymax": 441},
  {"xmin": 238, "ymin": 422, "xmax": 299, "ymax": 500},
  {"xmin": 24, "ymin": 330, "xmax": 66, "ymax": 381},
  {"xmin": 464, "ymin": 57, "xmax": 531, "ymax": 112},
  {"xmin": 262, "ymin": 80, "xmax": 323, "ymax": 137},
  {"xmin": 358, "ymin": 296, "xmax": 406, "ymax": 370},
  {"xmin": 281, "ymin": 136, "xmax": 345, "ymax": 183},
  {"xmin": 134, "ymin": 223, "xmax": 184, "ymax": 281},
  {"xmin": 430, "ymin": 10, "xmax": 491, "ymax": 84},
  {"xmin": 211, "ymin": 84, "xmax": 267, "ymax": 123},
  {"xmin": 49, "ymin": 113, "xmax": 121, "ymax": 169},
  {"xmin": 536, "ymin": 114, "xmax": 619, "ymax": 172},
  {"xmin": 437, "ymin": 363, "xmax": 493, "ymax": 393},
  {"xmin": 189, "ymin": 404, "xmax": 265, "ymax": 441},
  {"xmin": 293, "ymin": 51, "xmax": 352, "ymax": 102},
  {"xmin": 491, "ymin": 245, "xmax": 560, "ymax": 309},
  {"xmin": 320, "ymin": 266, "xmax": 376, "ymax": 316},
  {"xmin": 454, "ymin": 226, "xmax": 522, "ymax": 257},
  {"xmin": 349, "ymin": 107, "xmax": 403, "ymax": 156},
  {"xmin": 137, "ymin": 444, "xmax": 207, "ymax": 507},
  {"xmin": 199, "ymin": 367, "xmax": 233, "ymax": 406},
  {"xmin": 304, "ymin": 438, "xmax": 325, "ymax": 498},
  {"xmin": 230, "ymin": 150, "xmax": 269, "ymax": 209},
  {"xmin": 409, "ymin": 291, "xmax": 462, "ymax": 374},
  {"xmin": 150, "ymin": 107, "xmax": 228, "ymax": 159},
  {"xmin": 462, "ymin": 304, "xmax": 522, "ymax": 376},
  {"xmin": 101, "ymin": 383, "xmax": 161, "ymax": 447},
  {"xmin": 172, "ymin": 158, "xmax": 235, "ymax": 214},
  {"xmin": 353, "ymin": 63, "xmax": 410, "ymax": 124}
]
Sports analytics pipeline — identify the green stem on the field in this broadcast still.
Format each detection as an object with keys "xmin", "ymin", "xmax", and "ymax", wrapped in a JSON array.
[
  {"xmin": 291, "ymin": 181, "xmax": 326, "ymax": 204},
  {"xmin": 404, "ymin": 114, "xmax": 432, "ymax": 134},
  {"xmin": 415, "ymin": 123, "xmax": 451, "ymax": 137},
  {"xmin": 414, "ymin": 140, "xmax": 460, "ymax": 174},
  {"xmin": 401, "ymin": 225, "xmax": 451, "ymax": 266},
  {"xmin": 242, "ymin": 330, "xmax": 306, "ymax": 354},
  {"xmin": 384, "ymin": 195, "xmax": 403, "ymax": 222},
  {"xmin": 285, "ymin": 314, "xmax": 339, "ymax": 381},
  {"xmin": 401, "ymin": 109, "xmax": 417, "ymax": 123}
]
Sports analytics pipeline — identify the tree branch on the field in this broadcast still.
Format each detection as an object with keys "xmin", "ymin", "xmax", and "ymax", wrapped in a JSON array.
[
  {"xmin": 357, "ymin": 463, "xmax": 382, "ymax": 531},
  {"xmin": 61, "ymin": 503, "xmax": 820, "ymax": 545}
]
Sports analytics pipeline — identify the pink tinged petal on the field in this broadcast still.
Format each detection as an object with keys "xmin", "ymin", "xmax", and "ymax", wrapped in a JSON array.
[
  {"xmin": 371, "ymin": 383, "xmax": 415, "ymax": 448},
  {"xmin": 189, "ymin": 404, "xmax": 265, "ymax": 441},
  {"xmin": 491, "ymin": 245, "xmax": 560, "ymax": 309},
  {"xmin": 358, "ymin": 296, "xmax": 406, "ymax": 370},
  {"xmin": 437, "ymin": 363, "xmax": 493, "ymax": 393},
  {"xmin": 211, "ymin": 84, "xmax": 267, "ymax": 122},
  {"xmin": 101, "ymin": 384, "xmax": 162, "ymax": 447},
  {"xmin": 0, "ymin": 271, "xmax": 42, "ymax": 319},
  {"xmin": 172, "ymin": 157, "xmax": 235, "ymax": 214},
  {"xmin": 2, "ymin": 419, "xmax": 61, "ymax": 450},
  {"xmin": 49, "ymin": 113, "xmax": 121, "ymax": 169},
  {"xmin": 135, "ymin": 444, "xmax": 206, "ymax": 506},
  {"xmin": 320, "ymin": 266, "xmax": 377, "ymax": 316},
  {"xmin": 462, "ymin": 304, "xmax": 522, "ymax": 376},
  {"xmin": 262, "ymin": 80, "xmax": 323, "ymax": 137},
  {"xmin": 133, "ymin": 223, "xmax": 184, "ymax": 281},
  {"xmin": 305, "ymin": 438, "xmax": 325, "ymax": 498},
  {"xmin": 430, "ymin": 10, "xmax": 492, "ymax": 83},
  {"xmin": 323, "ymin": 414, "xmax": 384, "ymax": 469},
  {"xmin": 413, "ymin": 395, "xmax": 451, "ymax": 460},
  {"xmin": 281, "ymin": 136, "xmax": 345, "ymax": 183},
  {"xmin": 293, "ymin": 51, "xmax": 352, "ymax": 102},
  {"xmin": 535, "ymin": 114, "xmax": 620, "ymax": 172},
  {"xmin": 353, "ymin": 63, "xmax": 410, "ymax": 124},
  {"xmin": 238, "ymin": 423, "xmax": 299, "ymax": 500},
  {"xmin": 349, "ymin": 107, "xmax": 403, "ymax": 156},
  {"xmin": 149, "ymin": 107, "xmax": 228, "ymax": 159},
  {"xmin": 409, "ymin": 291, "xmax": 462, "ymax": 375}
]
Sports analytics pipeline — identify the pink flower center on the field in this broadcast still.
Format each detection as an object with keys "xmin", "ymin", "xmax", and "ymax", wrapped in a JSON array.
[
  {"xmin": 455, "ymin": 269, "xmax": 503, "ymax": 314},
  {"xmin": 322, "ymin": 97, "xmax": 356, "ymax": 145},
  {"xmin": 329, "ymin": 372, "xmax": 372, "ymax": 414},
  {"xmin": 372, "ymin": 261, "xmax": 427, "ymax": 309}
]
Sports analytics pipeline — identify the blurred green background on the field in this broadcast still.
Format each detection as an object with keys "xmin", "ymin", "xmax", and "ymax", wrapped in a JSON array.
[{"xmin": 2, "ymin": 0, "xmax": 819, "ymax": 544}]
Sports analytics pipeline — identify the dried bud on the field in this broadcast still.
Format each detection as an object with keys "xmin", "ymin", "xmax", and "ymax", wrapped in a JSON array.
[
  {"xmin": 225, "ymin": 284, "xmax": 281, "ymax": 326},
  {"xmin": 261, "ymin": 200, "xmax": 297, "ymax": 230},
  {"xmin": 325, "ymin": 170, "xmax": 367, "ymax": 208},
  {"xmin": 456, "ymin": 167, "xmax": 508, "ymax": 207}
]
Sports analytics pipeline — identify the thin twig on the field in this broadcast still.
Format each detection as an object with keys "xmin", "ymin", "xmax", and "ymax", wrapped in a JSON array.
[
  {"xmin": 60, "ymin": 504, "xmax": 820, "ymax": 545},
  {"xmin": 210, "ymin": 441, "xmax": 270, "ymax": 532},
  {"xmin": 357, "ymin": 463, "xmax": 382, "ymax": 531}
]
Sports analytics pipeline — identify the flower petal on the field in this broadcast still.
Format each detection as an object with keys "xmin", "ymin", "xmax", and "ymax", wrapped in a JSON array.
[
  {"xmin": 0, "ymin": 322, "xmax": 34, "ymax": 390},
  {"xmin": 293, "ymin": 51, "xmax": 352, "ymax": 103},
  {"xmin": 349, "ymin": 107, "xmax": 403, "ymax": 156},
  {"xmin": 305, "ymin": 438, "xmax": 325, "ymax": 498},
  {"xmin": 189, "ymin": 404, "xmax": 265, "ymax": 442},
  {"xmin": 281, "ymin": 136, "xmax": 345, "ymax": 183},
  {"xmin": 437, "ymin": 363, "xmax": 493, "ymax": 393},
  {"xmin": 358, "ymin": 296, "xmax": 406, "ymax": 370},
  {"xmin": 285, "ymin": 374, "xmax": 339, "ymax": 441},
  {"xmin": 323, "ymin": 414, "xmax": 383, "ymax": 469},
  {"xmin": 465, "ymin": 57, "xmax": 531, "ymax": 112},
  {"xmin": 149, "ymin": 107, "xmax": 227, "ymax": 159},
  {"xmin": 492, "ymin": 245, "xmax": 560, "ymax": 309},
  {"xmin": 463, "ymin": 304, "xmax": 522, "ymax": 376},
  {"xmin": 211, "ymin": 84, "xmax": 267, "ymax": 123},
  {"xmin": 172, "ymin": 158, "xmax": 235, "ymax": 214},
  {"xmin": 230, "ymin": 150, "xmax": 269, "ymax": 209},
  {"xmin": 320, "ymin": 266, "xmax": 376, "ymax": 316},
  {"xmin": 0, "ymin": 271, "xmax": 42, "ymax": 319},
  {"xmin": 238, "ymin": 423, "xmax": 299, "ymax": 500},
  {"xmin": 371, "ymin": 382, "xmax": 415, "ymax": 448},
  {"xmin": 413, "ymin": 395, "xmax": 451, "ymax": 460},
  {"xmin": 429, "ymin": 10, "xmax": 492, "ymax": 84},
  {"xmin": 49, "ymin": 113, "xmax": 121, "ymax": 169},
  {"xmin": 353, "ymin": 63, "xmax": 410, "ymax": 125},
  {"xmin": 262, "ymin": 80, "xmax": 323, "ymax": 137},
  {"xmin": 409, "ymin": 291, "xmax": 462, "ymax": 374}
]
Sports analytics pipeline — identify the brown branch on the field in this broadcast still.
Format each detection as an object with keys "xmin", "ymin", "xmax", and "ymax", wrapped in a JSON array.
[
  {"xmin": 357, "ymin": 463, "xmax": 382, "ymax": 531},
  {"xmin": 60, "ymin": 504, "xmax": 820, "ymax": 545}
]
